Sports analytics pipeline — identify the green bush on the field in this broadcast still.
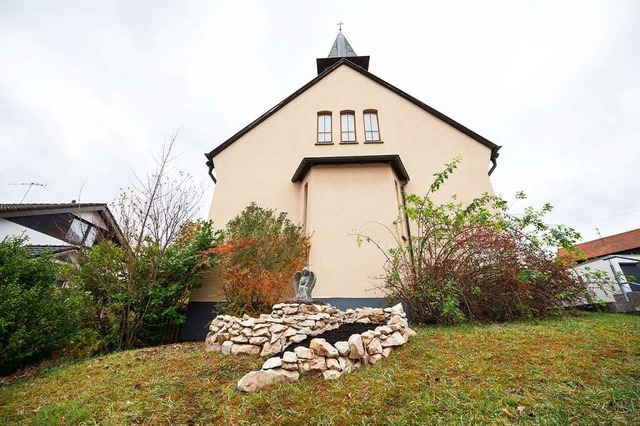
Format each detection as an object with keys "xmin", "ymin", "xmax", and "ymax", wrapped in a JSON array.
[
  {"xmin": 0, "ymin": 237, "xmax": 89, "ymax": 375},
  {"xmin": 358, "ymin": 158, "xmax": 586, "ymax": 324},
  {"xmin": 67, "ymin": 220, "xmax": 220, "ymax": 351}
]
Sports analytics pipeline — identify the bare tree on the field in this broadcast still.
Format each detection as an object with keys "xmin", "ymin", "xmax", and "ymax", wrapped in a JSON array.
[
  {"xmin": 116, "ymin": 129, "xmax": 202, "ymax": 254},
  {"xmin": 109, "ymin": 129, "xmax": 204, "ymax": 348}
]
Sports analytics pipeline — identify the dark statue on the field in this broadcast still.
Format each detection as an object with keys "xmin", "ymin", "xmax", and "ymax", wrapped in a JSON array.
[{"xmin": 294, "ymin": 267, "xmax": 316, "ymax": 301}]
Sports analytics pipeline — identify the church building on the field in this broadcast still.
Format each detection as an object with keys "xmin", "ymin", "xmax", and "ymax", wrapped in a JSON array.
[{"xmin": 183, "ymin": 31, "xmax": 501, "ymax": 340}]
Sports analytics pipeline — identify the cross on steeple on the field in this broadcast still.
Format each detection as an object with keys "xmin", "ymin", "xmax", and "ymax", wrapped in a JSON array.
[{"xmin": 337, "ymin": 21, "xmax": 344, "ymax": 32}]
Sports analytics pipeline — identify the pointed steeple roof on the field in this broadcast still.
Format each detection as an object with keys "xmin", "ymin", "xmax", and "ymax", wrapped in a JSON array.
[
  {"xmin": 316, "ymin": 31, "xmax": 370, "ymax": 75},
  {"xmin": 328, "ymin": 32, "xmax": 358, "ymax": 58}
]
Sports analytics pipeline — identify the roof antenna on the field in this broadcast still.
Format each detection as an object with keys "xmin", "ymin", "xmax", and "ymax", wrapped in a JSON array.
[
  {"xmin": 8, "ymin": 182, "xmax": 47, "ymax": 203},
  {"xmin": 337, "ymin": 21, "xmax": 344, "ymax": 32}
]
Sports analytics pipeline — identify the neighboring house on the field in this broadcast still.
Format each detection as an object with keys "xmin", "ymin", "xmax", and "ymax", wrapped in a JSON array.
[
  {"xmin": 560, "ymin": 229, "xmax": 640, "ymax": 306},
  {"xmin": 0, "ymin": 203, "xmax": 124, "ymax": 261},
  {"xmin": 184, "ymin": 31, "xmax": 501, "ymax": 339}
]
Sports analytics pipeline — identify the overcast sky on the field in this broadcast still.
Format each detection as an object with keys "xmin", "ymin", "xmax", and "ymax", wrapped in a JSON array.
[{"xmin": 1, "ymin": 0, "xmax": 638, "ymax": 243}]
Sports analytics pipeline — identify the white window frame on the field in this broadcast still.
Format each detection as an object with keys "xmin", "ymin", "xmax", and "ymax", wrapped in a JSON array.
[
  {"xmin": 340, "ymin": 111, "xmax": 356, "ymax": 142},
  {"xmin": 364, "ymin": 110, "xmax": 381, "ymax": 142}
]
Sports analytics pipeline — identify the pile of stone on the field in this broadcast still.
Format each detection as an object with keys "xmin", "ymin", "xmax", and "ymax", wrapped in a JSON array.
[
  {"xmin": 205, "ymin": 302, "xmax": 342, "ymax": 357},
  {"xmin": 204, "ymin": 302, "xmax": 416, "ymax": 392}
]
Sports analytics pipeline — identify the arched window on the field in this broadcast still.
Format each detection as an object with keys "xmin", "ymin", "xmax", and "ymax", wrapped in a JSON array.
[
  {"xmin": 340, "ymin": 110, "xmax": 356, "ymax": 142},
  {"xmin": 317, "ymin": 112, "xmax": 332, "ymax": 143},
  {"xmin": 364, "ymin": 110, "xmax": 381, "ymax": 141}
]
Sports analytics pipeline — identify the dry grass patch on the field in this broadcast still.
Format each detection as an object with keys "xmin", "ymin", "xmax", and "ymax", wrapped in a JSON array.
[{"xmin": 1, "ymin": 313, "xmax": 639, "ymax": 425}]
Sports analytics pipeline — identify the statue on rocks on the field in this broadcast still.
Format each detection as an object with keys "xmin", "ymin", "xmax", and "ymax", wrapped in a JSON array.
[{"xmin": 294, "ymin": 267, "xmax": 316, "ymax": 301}]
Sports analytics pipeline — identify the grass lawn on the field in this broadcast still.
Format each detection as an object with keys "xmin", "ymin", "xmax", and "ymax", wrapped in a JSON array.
[{"xmin": 1, "ymin": 312, "xmax": 639, "ymax": 425}]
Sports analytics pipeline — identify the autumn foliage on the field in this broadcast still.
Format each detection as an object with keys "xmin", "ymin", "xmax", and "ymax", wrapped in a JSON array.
[
  {"xmin": 358, "ymin": 158, "xmax": 586, "ymax": 324},
  {"xmin": 208, "ymin": 203, "xmax": 309, "ymax": 316}
]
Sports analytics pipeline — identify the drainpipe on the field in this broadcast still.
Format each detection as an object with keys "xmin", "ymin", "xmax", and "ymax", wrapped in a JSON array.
[
  {"xmin": 488, "ymin": 146, "xmax": 501, "ymax": 176},
  {"xmin": 205, "ymin": 153, "xmax": 217, "ymax": 184}
]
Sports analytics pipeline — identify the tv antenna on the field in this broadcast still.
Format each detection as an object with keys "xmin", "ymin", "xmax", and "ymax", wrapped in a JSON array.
[{"xmin": 8, "ymin": 182, "xmax": 47, "ymax": 203}]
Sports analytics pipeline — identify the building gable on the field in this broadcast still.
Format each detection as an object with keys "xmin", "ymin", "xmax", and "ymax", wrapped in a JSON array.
[{"xmin": 205, "ymin": 59, "xmax": 500, "ymax": 177}]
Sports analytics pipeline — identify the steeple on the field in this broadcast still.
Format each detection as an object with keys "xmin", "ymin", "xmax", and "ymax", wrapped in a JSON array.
[
  {"xmin": 328, "ymin": 32, "xmax": 358, "ymax": 58},
  {"xmin": 316, "ymin": 30, "xmax": 370, "ymax": 75}
]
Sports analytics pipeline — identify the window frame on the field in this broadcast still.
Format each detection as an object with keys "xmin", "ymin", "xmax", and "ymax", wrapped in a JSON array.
[
  {"xmin": 316, "ymin": 111, "xmax": 333, "ymax": 144},
  {"xmin": 340, "ymin": 110, "xmax": 357, "ymax": 143},
  {"xmin": 363, "ymin": 109, "xmax": 382, "ymax": 142}
]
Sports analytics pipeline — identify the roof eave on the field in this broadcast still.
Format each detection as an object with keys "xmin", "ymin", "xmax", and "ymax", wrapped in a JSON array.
[{"xmin": 205, "ymin": 58, "xmax": 501, "ymax": 170}]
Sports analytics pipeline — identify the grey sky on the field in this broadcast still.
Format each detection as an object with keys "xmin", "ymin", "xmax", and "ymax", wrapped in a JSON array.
[{"xmin": 1, "ymin": 0, "xmax": 638, "ymax": 243}]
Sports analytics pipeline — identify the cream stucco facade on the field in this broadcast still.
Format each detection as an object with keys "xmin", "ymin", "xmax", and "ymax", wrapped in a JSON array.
[{"xmin": 190, "ymin": 62, "xmax": 499, "ymax": 304}]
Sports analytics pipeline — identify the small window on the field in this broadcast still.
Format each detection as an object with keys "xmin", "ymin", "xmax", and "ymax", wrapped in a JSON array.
[
  {"xmin": 341, "ymin": 111, "xmax": 356, "ymax": 142},
  {"xmin": 317, "ymin": 112, "xmax": 332, "ymax": 143},
  {"xmin": 84, "ymin": 227, "xmax": 98, "ymax": 247},
  {"xmin": 66, "ymin": 218, "xmax": 89, "ymax": 244},
  {"xmin": 364, "ymin": 110, "xmax": 380, "ymax": 141}
]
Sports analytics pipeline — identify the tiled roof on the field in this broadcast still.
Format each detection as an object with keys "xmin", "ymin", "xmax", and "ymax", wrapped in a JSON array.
[
  {"xmin": 27, "ymin": 245, "xmax": 79, "ymax": 257},
  {"xmin": 559, "ymin": 228, "xmax": 640, "ymax": 261},
  {"xmin": 0, "ymin": 203, "xmax": 106, "ymax": 213}
]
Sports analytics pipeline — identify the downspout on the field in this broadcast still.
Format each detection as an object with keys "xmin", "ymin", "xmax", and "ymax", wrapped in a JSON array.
[
  {"xmin": 204, "ymin": 153, "xmax": 217, "ymax": 184},
  {"xmin": 488, "ymin": 146, "xmax": 501, "ymax": 176}
]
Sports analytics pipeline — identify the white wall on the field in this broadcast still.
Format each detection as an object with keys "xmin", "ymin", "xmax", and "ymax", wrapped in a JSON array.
[
  {"xmin": 573, "ymin": 255, "xmax": 640, "ymax": 303},
  {"xmin": 0, "ymin": 218, "xmax": 67, "ymax": 245}
]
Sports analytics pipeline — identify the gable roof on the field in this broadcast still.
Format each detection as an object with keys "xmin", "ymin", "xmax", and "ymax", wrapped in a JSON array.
[
  {"xmin": 0, "ymin": 203, "xmax": 124, "ymax": 245},
  {"xmin": 205, "ymin": 58, "xmax": 501, "ymax": 171},
  {"xmin": 559, "ymin": 228, "xmax": 640, "ymax": 262},
  {"xmin": 27, "ymin": 244, "xmax": 79, "ymax": 258}
]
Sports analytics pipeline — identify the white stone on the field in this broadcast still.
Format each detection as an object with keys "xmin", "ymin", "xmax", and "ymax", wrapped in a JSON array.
[
  {"xmin": 289, "ymin": 334, "xmax": 307, "ymax": 343},
  {"xmin": 367, "ymin": 338, "xmax": 383, "ymax": 355},
  {"xmin": 252, "ymin": 327, "xmax": 270, "ymax": 337},
  {"xmin": 326, "ymin": 357, "xmax": 341, "ymax": 371},
  {"xmin": 282, "ymin": 351, "xmax": 298, "ymax": 363},
  {"xmin": 240, "ymin": 318, "xmax": 255, "ymax": 327},
  {"xmin": 361, "ymin": 330, "xmax": 377, "ymax": 345},
  {"xmin": 381, "ymin": 331, "xmax": 407, "ymax": 347},
  {"xmin": 298, "ymin": 304, "xmax": 320, "ymax": 315},
  {"xmin": 390, "ymin": 303, "xmax": 405, "ymax": 315},
  {"xmin": 231, "ymin": 335, "xmax": 249, "ymax": 343},
  {"xmin": 334, "ymin": 341, "xmax": 350, "ymax": 356},
  {"xmin": 376, "ymin": 325, "xmax": 394, "ymax": 335},
  {"xmin": 260, "ymin": 339, "xmax": 284, "ymax": 357},
  {"xmin": 283, "ymin": 328, "xmax": 298, "ymax": 337},
  {"xmin": 270, "ymin": 332, "xmax": 283, "ymax": 344},
  {"xmin": 282, "ymin": 306, "xmax": 298, "ymax": 315},
  {"xmin": 262, "ymin": 356, "xmax": 283, "ymax": 370},
  {"xmin": 237, "ymin": 368, "xmax": 299, "ymax": 392},
  {"xmin": 369, "ymin": 354, "xmax": 384, "ymax": 365},
  {"xmin": 294, "ymin": 347, "xmax": 314, "ymax": 360},
  {"xmin": 249, "ymin": 336, "xmax": 269, "ymax": 345},
  {"xmin": 281, "ymin": 362, "xmax": 298, "ymax": 371},
  {"xmin": 221, "ymin": 340, "xmax": 234, "ymax": 354},
  {"xmin": 310, "ymin": 339, "xmax": 339, "ymax": 358},
  {"xmin": 270, "ymin": 324, "xmax": 288, "ymax": 334},
  {"xmin": 348, "ymin": 334, "xmax": 365, "ymax": 359},
  {"xmin": 231, "ymin": 344, "xmax": 260, "ymax": 356},
  {"xmin": 382, "ymin": 347, "xmax": 392, "ymax": 358},
  {"xmin": 298, "ymin": 356, "xmax": 327, "ymax": 375},
  {"xmin": 338, "ymin": 356, "xmax": 349, "ymax": 372},
  {"xmin": 323, "ymin": 369, "xmax": 342, "ymax": 380}
]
